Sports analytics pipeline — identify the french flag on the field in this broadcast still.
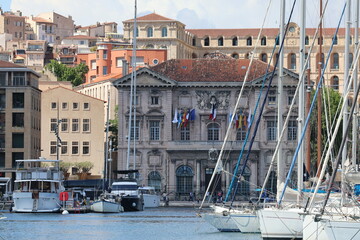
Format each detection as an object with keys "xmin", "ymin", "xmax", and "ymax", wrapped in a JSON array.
[{"xmin": 209, "ymin": 103, "xmax": 216, "ymax": 121}]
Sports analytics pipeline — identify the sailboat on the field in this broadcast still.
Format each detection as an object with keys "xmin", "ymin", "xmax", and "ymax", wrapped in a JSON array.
[{"xmin": 90, "ymin": 93, "xmax": 123, "ymax": 213}]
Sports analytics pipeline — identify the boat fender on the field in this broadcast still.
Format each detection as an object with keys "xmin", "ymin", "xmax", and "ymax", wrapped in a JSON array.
[
  {"xmin": 222, "ymin": 210, "xmax": 229, "ymax": 216},
  {"xmin": 62, "ymin": 210, "xmax": 69, "ymax": 215},
  {"xmin": 132, "ymin": 202, "xmax": 136, "ymax": 207}
]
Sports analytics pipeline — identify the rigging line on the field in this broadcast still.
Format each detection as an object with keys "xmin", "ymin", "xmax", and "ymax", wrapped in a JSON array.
[
  {"xmin": 279, "ymin": 2, "xmax": 347, "ymax": 206},
  {"xmin": 224, "ymin": 36, "xmax": 278, "ymax": 203},
  {"xmin": 309, "ymin": 11, "xmax": 360, "ymax": 213},
  {"xmin": 258, "ymin": 0, "xmax": 332, "ymax": 204},
  {"xmin": 199, "ymin": 0, "xmax": 275, "ymax": 209},
  {"xmin": 228, "ymin": 0, "xmax": 299, "ymax": 208}
]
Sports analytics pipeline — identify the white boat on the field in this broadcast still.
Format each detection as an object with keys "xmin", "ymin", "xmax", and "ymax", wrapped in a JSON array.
[
  {"xmin": 12, "ymin": 158, "xmax": 65, "ymax": 213},
  {"xmin": 90, "ymin": 193, "xmax": 124, "ymax": 213},
  {"xmin": 258, "ymin": 207, "xmax": 304, "ymax": 239},
  {"xmin": 201, "ymin": 211, "xmax": 240, "ymax": 232},
  {"xmin": 231, "ymin": 211, "xmax": 260, "ymax": 233},
  {"xmin": 139, "ymin": 186, "xmax": 160, "ymax": 208},
  {"xmin": 111, "ymin": 178, "xmax": 144, "ymax": 211}
]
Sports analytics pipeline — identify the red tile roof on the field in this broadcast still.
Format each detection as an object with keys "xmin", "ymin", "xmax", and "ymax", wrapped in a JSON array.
[
  {"xmin": 124, "ymin": 13, "xmax": 175, "ymax": 22},
  {"xmin": 150, "ymin": 58, "xmax": 273, "ymax": 83},
  {"xmin": 0, "ymin": 60, "xmax": 26, "ymax": 68}
]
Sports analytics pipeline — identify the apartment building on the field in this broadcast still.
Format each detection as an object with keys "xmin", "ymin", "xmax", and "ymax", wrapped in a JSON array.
[
  {"xmin": 0, "ymin": 9, "xmax": 25, "ymax": 42},
  {"xmin": 0, "ymin": 60, "xmax": 41, "ymax": 178},
  {"xmin": 41, "ymin": 86, "xmax": 105, "ymax": 178},
  {"xmin": 75, "ymin": 22, "xmax": 118, "ymax": 38},
  {"xmin": 113, "ymin": 56, "xmax": 300, "ymax": 199}
]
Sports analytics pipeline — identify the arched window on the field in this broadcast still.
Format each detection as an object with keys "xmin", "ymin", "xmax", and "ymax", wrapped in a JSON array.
[
  {"xmin": 274, "ymin": 53, "xmax": 279, "ymax": 64},
  {"xmin": 218, "ymin": 37, "xmax": 224, "ymax": 46},
  {"xmin": 192, "ymin": 38, "xmax": 196, "ymax": 46},
  {"xmin": 317, "ymin": 53, "xmax": 325, "ymax": 69},
  {"xmin": 204, "ymin": 37, "xmax": 210, "ymax": 46},
  {"xmin": 332, "ymin": 35, "xmax": 338, "ymax": 45},
  {"xmin": 246, "ymin": 37, "xmax": 252, "ymax": 46},
  {"xmin": 332, "ymin": 53, "xmax": 339, "ymax": 69},
  {"xmin": 260, "ymin": 53, "xmax": 267, "ymax": 63},
  {"xmin": 289, "ymin": 53, "xmax": 296, "ymax": 69},
  {"xmin": 231, "ymin": 53, "xmax": 239, "ymax": 59},
  {"xmin": 275, "ymin": 35, "xmax": 280, "ymax": 45},
  {"xmin": 245, "ymin": 52, "xmax": 250, "ymax": 59},
  {"xmin": 192, "ymin": 53, "xmax": 197, "ymax": 59},
  {"xmin": 265, "ymin": 171, "xmax": 277, "ymax": 196},
  {"xmin": 332, "ymin": 76, "xmax": 339, "ymax": 90},
  {"xmin": 147, "ymin": 27, "xmax": 153, "ymax": 37},
  {"xmin": 232, "ymin": 166, "xmax": 251, "ymax": 200},
  {"xmin": 261, "ymin": 36, "xmax": 267, "ymax": 46},
  {"xmin": 161, "ymin": 27, "xmax": 167, "ymax": 37},
  {"xmin": 176, "ymin": 166, "xmax": 193, "ymax": 194},
  {"xmin": 305, "ymin": 36, "xmax": 309, "ymax": 45},
  {"xmin": 232, "ymin": 37, "xmax": 238, "ymax": 46},
  {"xmin": 207, "ymin": 123, "xmax": 219, "ymax": 141},
  {"xmin": 148, "ymin": 171, "xmax": 162, "ymax": 191}
]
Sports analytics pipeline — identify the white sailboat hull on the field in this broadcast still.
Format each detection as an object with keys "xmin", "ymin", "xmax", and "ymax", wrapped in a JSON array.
[
  {"xmin": 201, "ymin": 212, "xmax": 240, "ymax": 232},
  {"xmin": 303, "ymin": 214, "xmax": 360, "ymax": 240},
  {"xmin": 90, "ymin": 200, "xmax": 123, "ymax": 213},
  {"xmin": 231, "ymin": 212, "xmax": 260, "ymax": 233},
  {"xmin": 258, "ymin": 208, "xmax": 304, "ymax": 239},
  {"xmin": 12, "ymin": 192, "xmax": 61, "ymax": 213}
]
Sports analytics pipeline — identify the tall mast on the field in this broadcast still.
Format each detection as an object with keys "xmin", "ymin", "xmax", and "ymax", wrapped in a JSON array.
[
  {"xmin": 126, "ymin": 0, "xmax": 137, "ymax": 171},
  {"xmin": 316, "ymin": 0, "xmax": 323, "ymax": 176},
  {"xmin": 298, "ymin": 0, "xmax": 306, "ymax": 202},
  {"xmin": 132, "ymin": 0, "xmax": 138, "ymax": 172},
  {"xmin": 104, "ymin": 92, "xmax": 110, "ymax": 190},
  {"xmin": 352, "ymin": 0, "xmax": 359, "ymax": 170},
  {"xmin": 342, "ymin": 0, "xmax": 351, "ymax": 204},
  {"xmin": 277, "ymin": 0, "xmax": 285, "ymax": 199}
]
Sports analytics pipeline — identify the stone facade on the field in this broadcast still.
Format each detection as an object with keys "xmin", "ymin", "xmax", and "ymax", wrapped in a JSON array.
[{"xmin": 113, "ymin": 58, "xmax": 299, "ymax": 200}]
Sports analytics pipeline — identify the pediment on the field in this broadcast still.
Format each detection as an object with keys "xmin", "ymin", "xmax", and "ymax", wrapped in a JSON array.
[{"xmin": 113, "ymin": 67, "xmax": 177, "ymax": 88}]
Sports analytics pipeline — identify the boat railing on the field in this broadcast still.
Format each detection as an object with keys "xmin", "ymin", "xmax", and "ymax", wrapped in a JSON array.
[{"xmin": 16, "ymin": 170, "xmax": 62, "ymax": 181}]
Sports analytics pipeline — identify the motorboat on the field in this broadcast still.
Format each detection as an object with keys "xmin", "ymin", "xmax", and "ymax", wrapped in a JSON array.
[
  {"xmin": 90, "ymin": 193, "xmax": 124, "ymax": 213},
  {"xmin": 138, "ymin": 186, "xmax": 160, "ymax": 208},
  {"xmin": 12, "ymin": 158, "xmax": 65, "ymax": 213},
  {"xmin": 111, "ymin": 180, "xmax": 143, "ymax": 211}
]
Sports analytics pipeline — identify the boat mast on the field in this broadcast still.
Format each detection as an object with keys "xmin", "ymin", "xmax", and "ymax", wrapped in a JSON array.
[
  {"xmin": 132, "ymin": 0, "xmax": 138, "ymax": 174},
  {"xmin": 126, "ymin": 0, "xmax": 138, "ymax": 171},
  {"xmin": 277, "ymin": 0, "xmax": 285, "ymax": 201},
  {"xmin": 352, "ymin": 0, "xmax": 358, "ymax": 171},
  {"xmin": 104, "ymin": 92, "xmax": 110, "ymax": 190},
  {"xmin": 342, "ymin": 0, "xmax": 351, "ymax": 204},
  {"xmin": 298, "ymin": 0, "xmax": 306, "ymax": 203},
  {"xmin": 316, "ymin": 0, "xmax": 323, "ymax": 177}
]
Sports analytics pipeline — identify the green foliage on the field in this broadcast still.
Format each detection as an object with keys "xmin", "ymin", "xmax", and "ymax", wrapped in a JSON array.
[
  {"xmin": 59, "ymin": 161, "xmax": 72, "ymax": 173},
  {"xmin": 90, "ymin": 46, "xmax": 97, "ymax": 52},
  {"xmin": 44, "ymin": 60, "xmax": 89, "ymax": 86},
  {"xmin": 75, "ymin": 161, "xmax": 94, "ymax": 173},
  {"xmin": 309, "ymin": 87, "xmax": 343, "ymax": 175},
  {"xmin": 108, "ymin": 105, "xmax": 118, "ymax": 148}
]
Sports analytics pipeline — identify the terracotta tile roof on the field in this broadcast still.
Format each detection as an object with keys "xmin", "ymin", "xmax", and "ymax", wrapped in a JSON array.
[
  {"xmin": 123, "ymin": 13, "xmax": 175, "ymax": 22},
  {"xmin": 0, "ymin": 60, "xmax": 26, "ymax": 68},
  {"xmin": 31, "ymin": 17, "xmax": 55, "ymax": 24},
  {"xmin": 64, "ymin": 35, "xmax": 99, "ymax": 40},
  {"xmin": 150, "ymin": 58, "xmax": 273, "ymax": 83}
]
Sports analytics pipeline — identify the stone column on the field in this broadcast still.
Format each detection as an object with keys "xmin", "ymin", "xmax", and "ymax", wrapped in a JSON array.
[{"xmin": 196, "ymin": 160, "xmax": 201, "ymax": 195}]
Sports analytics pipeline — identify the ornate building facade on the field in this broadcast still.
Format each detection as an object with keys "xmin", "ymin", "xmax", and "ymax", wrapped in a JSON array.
[
  {"xmin": 113, "ymin": 57, "xmax": 300, "ymax": 200},
  {"xmin": 123, "ymin": 13, "xmax": 356, "ymax": 95}
]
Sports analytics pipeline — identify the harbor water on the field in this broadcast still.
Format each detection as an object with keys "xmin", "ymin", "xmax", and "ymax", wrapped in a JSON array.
[{"xmin": 0, "ymin": 207, "xmax": 262, "ymax": 240}]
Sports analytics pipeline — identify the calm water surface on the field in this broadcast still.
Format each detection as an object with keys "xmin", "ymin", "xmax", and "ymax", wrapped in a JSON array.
[{"xmin": 0, "ymin": 207, "xmax": 261, "ymax": 240}]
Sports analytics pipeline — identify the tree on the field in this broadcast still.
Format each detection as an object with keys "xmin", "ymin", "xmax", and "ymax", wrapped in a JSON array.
[
  {"xmin": 44, "ymin": 60, "xmax": 89, "ymax": 86},
  {"xmin": 108, "ymin": 105, "xmax": 118, "ymax": 149},
  {"xmin": 309, "ymin": 87, "xmax": 343, "ymax": 176}
]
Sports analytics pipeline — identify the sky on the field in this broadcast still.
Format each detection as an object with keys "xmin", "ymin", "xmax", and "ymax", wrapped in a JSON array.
[{"xmin": 6, "ymin": 0, "xmax": 350, "ymax": 31}]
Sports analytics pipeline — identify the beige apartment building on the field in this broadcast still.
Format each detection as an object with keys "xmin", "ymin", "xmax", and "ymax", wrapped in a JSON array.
[
  {"xmin": 0, "ymin": 9, "xmax": 25, "ymax": 42},
  {"xmin": 113, "ymin": 56, "xmax": 300, "ymax": 200},
  {"xmin": 41, "ymin": 86, "xmax": 106, "ymax": 178},
  {"xmin": 0, "ymin": 60, "xmax": 41, "ymax": 178},
  {"xmin": 123, "ymin": 13, "xmax": 358, "ymax": 95}
]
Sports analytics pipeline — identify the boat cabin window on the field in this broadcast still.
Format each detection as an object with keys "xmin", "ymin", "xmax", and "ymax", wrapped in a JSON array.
[{"xmin": 111, "ymin": 184, "xmax": 138, "ymax": 191}]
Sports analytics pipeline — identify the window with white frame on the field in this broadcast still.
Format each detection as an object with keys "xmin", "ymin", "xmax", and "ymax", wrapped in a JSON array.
[
  {"xmin": 13, "ymin": 73, "xmax": 25, "ymax": 86},
  {"xmin": 83, "ymin": 141, "xmax": 90, "ymax": 154},
  {"xmin": 72, "ymin": 141, "xmax": 79, "ymax": 155},
  {"xmin": 180, "ymin": 125, "xmax": 190, "ymax": 141},
  {"xmin": 288, "ymin": 90, "xmax": 296, "ymax": 105},
  {"xmin": 51, "ymin": 102, "xmax": 57, "ymax": 109},
  {"xmin": 91, "ymin": 60, "xmax": 96, "ymax": 70},
  {"xmin": 207, "ymin": 123, "xmax": 219, "ymax": 141},
  {"xmin": 236, "ymin": 125, "xmax": 247, "ymax": 141},
  {"xmin": 149, "ymin": 120, "xmax": 160, "ymax": 141},
  {"xmin": 267, "ymin": 119, "xmax": 277, "ymax": 141},
  {"xmin": 50, "ymin": 118, "xmax": 57, "ymax": 132},
  {"xmin": 62, "ymin": 102, "xmax": 68, "ymax": 110},
  {"xmin": 73, "ymin": 102, "xmax": 79, "ymax": 110},
  {"xmin": 268, "ymin": 90, "xmax": 276, "ymax": 105},
  {"xmin": 50, "ymin": 141, "xmax": 57, "ymax": 155},
  {"xmin": 151, "ymin": 96, "xmax": 159, "ymax": 105},
  {"xmin": 103, "ymin": 50, "xmax": 107, "ymax": 59},
  {"xmin": 61, "ymin": 141, "xmax": 68, "ymax": 155},
  {"xmin": 129, "ymin": 120, "xmax": 140, "ymax": 140},
  {"xmin": 288, "ymin": 120, "xmax": 297, "ymax": 141},
  {"xmin": 83, "ymin": 119, "xmax": 90, "ymax": 132},
  {"xmin": 83, "ymin": 102, "xmax": 90, "ymax": 110},
  {"xmin": 116, "ymin": 57, "xmax": 124, "ymax": 67},
  {"xmin": 61, "ymin": 118, "xmax": 68, "ymax": 132},
  {"xmin": 72, "ymin": 119, "xmax": 79, "ymax": 132}
]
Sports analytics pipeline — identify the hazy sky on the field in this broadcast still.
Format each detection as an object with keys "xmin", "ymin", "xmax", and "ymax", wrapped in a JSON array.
[{"xmin": 9, "ymin": 0, "xmax": 348, "ymax": 31}]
